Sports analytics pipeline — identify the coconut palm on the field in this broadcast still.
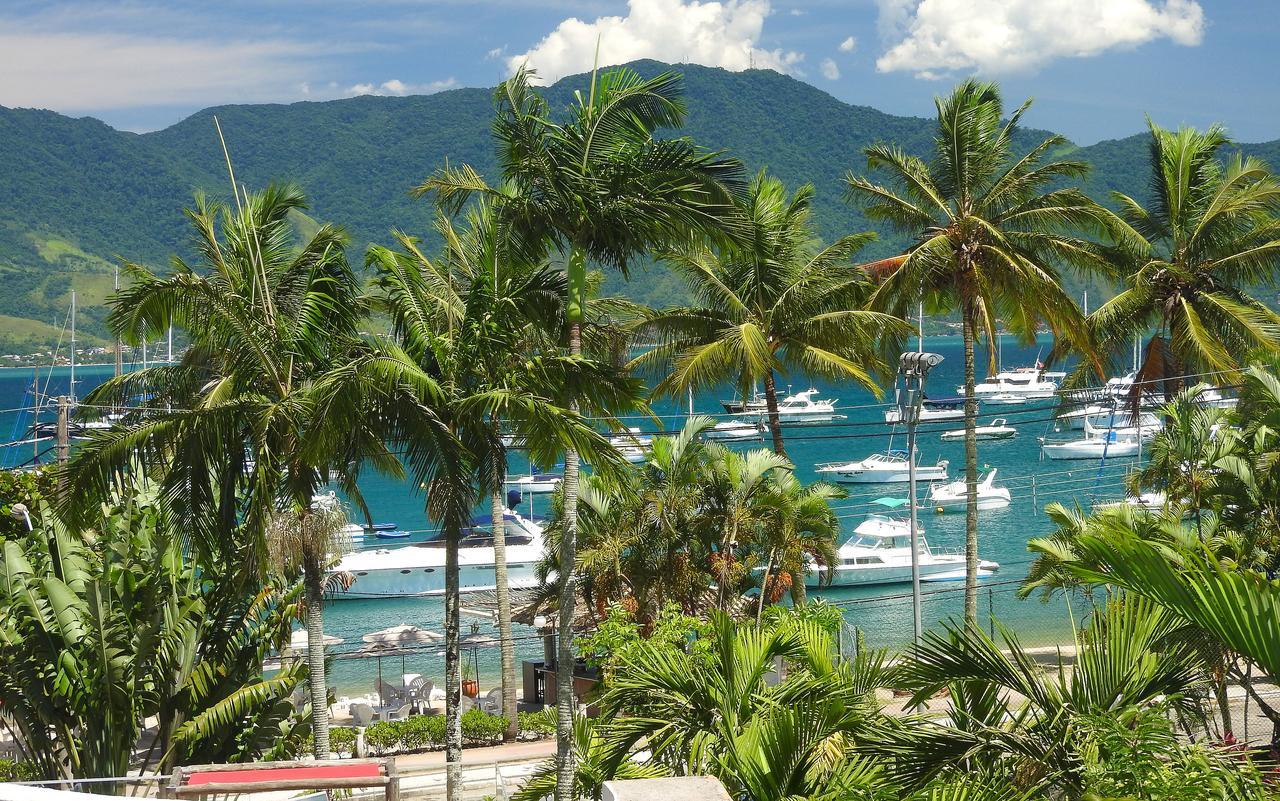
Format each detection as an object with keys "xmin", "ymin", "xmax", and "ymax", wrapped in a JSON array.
[
  {"xmin": 635, "ymin": 171, "xmax": 908, "ymax": 456},
  {"xmin": 65, "ymin": 185, "xmax": 462, "ymax": 759},
  {"xmin": 1083, "ymin": 122, "xmax": 1280, "ymax": 404},
  {"xmin": 845, "ymin": 80, "xmax": 1110, "ymax": 622},
  {"xmin": 367, "ymin": 202, "xmax": 572, "ymax": 740},
  {"xmin": 418, "ymin": 66, "xmax": 745, "ymax": 795},
  {"xmin": 369, "ymin": 205, "xmax": 640, "ymax": 800}
]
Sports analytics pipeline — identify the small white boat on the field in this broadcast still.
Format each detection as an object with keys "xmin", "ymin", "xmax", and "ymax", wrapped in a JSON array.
[
  {"xmin": 805, "ymin": 501, "xmax": 999, "ymax": 588},
  {"xmin": 1094, "ymin": 491, "xmax": 1167, "ymax": 512},
  {"xmin": 941, "ymin": 418, "xmax": 1016, "ymax": 441},
  {"xmin": 984, "ymin": 392, "xmax": 1026, "ymax": 405},
  {"xmin": 885, "ymin": 397, "xmax": 965, "ymax": 424},
  {"xmin": 928, "ymin": 469, "xmax": 1011, "ymax": 512},
  {"xmin": 705, "ymin": 419, "xmax": 764, "ymax": 440},
  {"xmin": 504, "ymin": 473, "xmax": 562, "ymax": 493},
  {"xmin": 816, "ymin": 450, "xmax": 949, "ymax": 483}
]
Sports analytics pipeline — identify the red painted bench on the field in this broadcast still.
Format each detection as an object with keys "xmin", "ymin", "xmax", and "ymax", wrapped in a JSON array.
[{"xmin": 167, "ymin": 759, "xmax": 398, "ymax": 799}]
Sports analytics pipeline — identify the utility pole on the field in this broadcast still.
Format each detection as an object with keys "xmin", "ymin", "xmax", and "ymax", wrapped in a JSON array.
[
  {"xmin": 896, "ymin": 351, "xmax": 943, "ymax": 646},
  {"xmin": 113, "ymin": 266, "xmax": 123, "ymax": 380},
  {"xmin": 69, "ymin": 290, "xmax": 76, "ymax": 403},
  {"xmin": 56, "ymin": 395, "xmax": 70, "ymax": 465}
]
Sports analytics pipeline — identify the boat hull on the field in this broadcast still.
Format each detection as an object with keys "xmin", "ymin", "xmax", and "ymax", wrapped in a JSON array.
[
  {"xmin": 331, "ymin": 543, "xmax": 544, "ymax": 599},
  {"xmin": 807, "ymin": 557, "xmax": 998, "ymax": 588},
  {"xmin": 823, "ymin": 467, "xmax": 949, "ymax": 484},
  {"xmin": 1042, "ymin": 441, "xmax": 1139, "ymax": 460}
]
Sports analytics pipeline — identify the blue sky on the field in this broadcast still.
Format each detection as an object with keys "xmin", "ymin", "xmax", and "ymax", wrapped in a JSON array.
[{"xmin": 2, "ymin": 0, "xmax": 1277, "ymax": 145}]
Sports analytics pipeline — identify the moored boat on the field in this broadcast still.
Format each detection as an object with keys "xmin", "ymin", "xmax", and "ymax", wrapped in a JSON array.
[
  {"xmin": 928, "ymin": 469, "xmax": 1011, "ymax": 512},
  {"xmin": 941, "ymin": 418, "xmax": 1016, "ymax": 441},
  {"xmin": 815, "ymin": 450, "xmax": 949, "ymax": 483}
]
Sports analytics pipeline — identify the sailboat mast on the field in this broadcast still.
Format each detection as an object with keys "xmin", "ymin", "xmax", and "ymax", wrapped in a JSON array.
[
  {"xmin": 917, "ymin": 301, "xmax": 924, "ymax": 353},
  {"xmin": 69, "ymin": 290, "xmax": 76, "ymax": 403},
  {"xmin": 167, "ymin": 325, "xmax": 173, "ymax": 363},
  {"xmin": 113, "ymin": 267, "xmax": 122, "ymax": 379},
  {"xmin": 1083, "ymin": 290, "xmax": 1088, "ymax": 317},
  {"xmin": 687, "ymin": 387, "xmax": 694, "ymax": 418}
]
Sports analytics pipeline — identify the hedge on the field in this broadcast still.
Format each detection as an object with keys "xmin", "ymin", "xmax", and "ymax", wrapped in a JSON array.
[{"xmin": 352, "ymin": 709, "xmax": 513, "ymax": 756}]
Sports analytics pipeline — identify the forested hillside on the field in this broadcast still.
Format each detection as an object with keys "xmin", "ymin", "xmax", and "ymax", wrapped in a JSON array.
[{"xmin": 2, "ymin": 60, "xmax": 1277, "ymax": 351}]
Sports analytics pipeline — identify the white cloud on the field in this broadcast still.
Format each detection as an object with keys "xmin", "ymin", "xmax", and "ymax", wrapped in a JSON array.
[
  {"xmin": 346, "ymin": 78, "xmax": 458, "ymax": 97},
  {"xmin": 789, "ymin": 8, "xmax": 805, "ymax": 15},
  {"xmin": 839, "ymin": 35, "xmax": 857, "ymax": 52},
  {"xmin": 820, "ymin": 58, "xmax": 840, "ymax": 80},
  {"xmin": 507, "ymin": 0, "xmax": 805, "ymax": 84},
  {"xmin": 486, "ymin": 46, "xmax": 507, "ymax": 60},
  {"xmin": 875, "ymin": 0, "xmax": 1204, "ymax": 77},
  {"xmin": 0, "ymin": 26, "xmax": 318, "ymax": 111}
]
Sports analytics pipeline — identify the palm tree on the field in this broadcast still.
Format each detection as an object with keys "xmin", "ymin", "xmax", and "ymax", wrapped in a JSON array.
[
  {"xmin": 635, "ymin": 171, "xmax": 909, "ymax": 456},
  {"xmin": 883, "ymin": 597, "xmax": 1206, "ymax": 793},
  {"xmin": 845, "ymin": 80, "xmax": 1110, "ymax": 622},
  {"xmin": 754, "ymin": 471, "xmax": 843, "ymax": 611},
  {"xmin": 417, "ymin": 66, "xmax": 745, "ymax": 796},
  {"xmin": 1083, "ymin": 122, "xmax": 1280, "ymax": 404},
  {"xmin": 368, "ymin": 202, "xmax": 571, "ymax": 740},
  {"xmin": 66, "ymin": 185, "xmax": 462, "ymax": 759},
  {"xmin": 370, "ymin": 205, "xmax": 640, "ymax": 800}
]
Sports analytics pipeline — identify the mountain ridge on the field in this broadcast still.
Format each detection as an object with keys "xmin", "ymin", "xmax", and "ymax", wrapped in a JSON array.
[{"xmin": 3, "ymin": 59, "xmax": 1278, "ymax": 351}]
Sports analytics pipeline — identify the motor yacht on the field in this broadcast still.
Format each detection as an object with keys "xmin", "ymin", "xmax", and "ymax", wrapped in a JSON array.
[
  {"xmin": 884, "ymin": 396, "xmax": 965, "ymax": 424},
  {"xmin": 940, "ymin": 418, "xmax": 1016, "ymax": 441},
  {"xmin": 504, "ymin": 473, "xmax": 562, "ymax": 493},
  {"xmin": 816, "ymin": 450, "xmax": 949, "ymax": 483},
  {"xmin": 704, "ymin": 419, "xmax": 765, "ymax": 440},
  {"xmin": 330, "ymin": 511, "xmax": 545, "ymax": 598},
  {"xmin": 1041, "ymin": 420, "xmax": 1142, "ymax": 460},
  {"xmin": 805, "ymin": 502, "xmax": 999, "ymax": 587},
  {"xmin": 928, "ymin": 469, "xmax": 1011, "ymax": 512},
  {"xmin": 965, "ymin": 367, "xmax": 1060, "ymax": 399},
  {"xmin": 771, "ymin": 388, "xmax": 843, "ymax": 423}
]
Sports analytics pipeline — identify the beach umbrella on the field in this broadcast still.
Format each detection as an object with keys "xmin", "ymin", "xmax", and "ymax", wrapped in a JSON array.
[
  {"xmin": 283, "ymin": 628, "xmax": 344, "ymax": 657},
  {"xmin": 362, "ymin": 625, "xmax": 443, "ymax": 697}
]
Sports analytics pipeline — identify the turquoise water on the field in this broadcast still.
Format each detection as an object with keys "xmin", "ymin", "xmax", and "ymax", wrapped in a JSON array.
[{"xmin": 0, "ymin": 337, "xmax": 1126, "ymax": 696}]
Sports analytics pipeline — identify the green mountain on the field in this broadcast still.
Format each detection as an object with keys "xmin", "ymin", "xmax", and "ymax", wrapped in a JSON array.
[{"xmin": 1, "ymin": 60, "xmax": 1277, "ymax": 352}]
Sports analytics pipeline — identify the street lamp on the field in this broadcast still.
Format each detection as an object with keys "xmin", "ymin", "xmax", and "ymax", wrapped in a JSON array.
[
  {"xmin": 9, "ymin": 502, "xmax": 33, "ymax": 532},
  {"xmin": 896, "ymin": 352, "xmax": 943, "ymax": 646}
]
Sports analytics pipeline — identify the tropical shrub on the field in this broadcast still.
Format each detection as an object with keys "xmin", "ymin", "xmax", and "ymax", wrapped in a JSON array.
[
  {"xmin": 364, "ymin": 721, "xmax": 401, "ymax": 755},
  {"xmin": 0, "ymin": 477, "xmax": 305, "ymax": 784},
  {"xmin": 0, "ymin": 758, "xmax": 38, "ymax": 782},
  {"xmin": 0, "ymin": 466, "xmax": 53, "ymax": 539},
  {"xmin": 462, "ymin": 708, "xmax": 508, "ymax": 745},
  {"xmin": 518, "ymin": 708, "xmax": 557, "ymax": 740},
  {"xmin": 330, "ymin": 726, "xmax": 357, "ymax": 758},
  {"xmin": 575, "ymin": 602, "xmax": 712, "ymax": 681},
  {"xmin": 401, "ymin": 714, "xmax": 447, "ymax": 750}
]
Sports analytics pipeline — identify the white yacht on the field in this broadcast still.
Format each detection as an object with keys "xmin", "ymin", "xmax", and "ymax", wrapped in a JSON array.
[
  {"xmin": 806, "ymin": 505, "xmax": 999, "ymax": 588},
  {"xmin": 1041, "ymin": 421, "xmax": 1141, "ymax": 460},
  {"xmin": 816, "ymin": 450, "xmax": 949, "ymax": 483},
  {"xmin": 609, "ymin": 427, "xmax": 654, "ymax": 448},
  {"xmin": 940, "ymin": 418, "xmax": 1016, "ymax": 441},
  {"xmin": 965, "ymin": 367, "xmax": 1060, "ymax": 399},
  {"xmin": 984, "ymin": 392, "xmax": 1027, "ymax": 405},
  {"xmin": 770, "ymin": 388, "xmax": 843, "ymax": 423},
  {"xmin": 884, "ymin": 397, "xmax": 965, "ymax": 424},
  {"xmin": 505, "ymin": 473, "xmax": 562, "ymax": 493},
  {"xmin": 705, "ymin": 419, "xmax": 764, "ymax": 440},
  {"xmin": 928, "ymin": 469, "xmax": 1011, "ymax": 512},
  {"xmin": 330, "ymin": 511, "xmax": 545, "ymax": 598},
  {"xmin": 615, "ymin": 444, "xmax": 648, "ymax": 463}
]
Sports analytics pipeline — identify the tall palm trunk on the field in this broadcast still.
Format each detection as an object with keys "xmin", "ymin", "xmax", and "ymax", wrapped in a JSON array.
[
  {"xmin": 755, "ymin": 548, "xmax": 777, "ymax": 625},
  {"xmin": 762, "ymin": 370, "xmax": 786, "ymax": 457},
  {"xmin": 304, "ymin": 561, "xmax": 331, "ymax": 758},
  {"xmin": 961, "ymin": 307, "xmax": 979, "ymax": 625},
  {"xmin": 789, "ymin": 568, "xmax": 807, "ymax": 606},
  {"xmin": 555, "ymin": 247, "xmax": 586, "ymax": 801},
  {"xmin": 490, "ymin": 480, "xmax": 518, "ymax": 741},
  {"xmin": 444, "ymin": 527, "xmax": 462, "ymax": 801}
]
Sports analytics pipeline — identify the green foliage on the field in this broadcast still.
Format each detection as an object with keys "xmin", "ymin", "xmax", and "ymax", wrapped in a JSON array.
[
  {"xmin": 0, "ymin": 758, "xmax": 38, "ymax": 782},
  {"xmin": 0, "ymin": 467, "xmax": 54, "ymax": 539},
  {"xmin": 461, "ymin": 707, "xmax": 508, "ymax": 745},
  {"xmin": 329, "ymin": 726, "xmax": 357, "ymax": 757},
  {"xmin": 0, "ymin": 475, "xmax": 305, "ymax": 783},
  {"xmin": 517, "ymin": 708, "xmax": 557, "ymax": 740},
  {"xmin": 575, "ymin": 602, "xmax": 713, "ymax": 679},
  {"xmin": 348, "ymin": 711, "xmax": 509, "ymax": 755}
]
